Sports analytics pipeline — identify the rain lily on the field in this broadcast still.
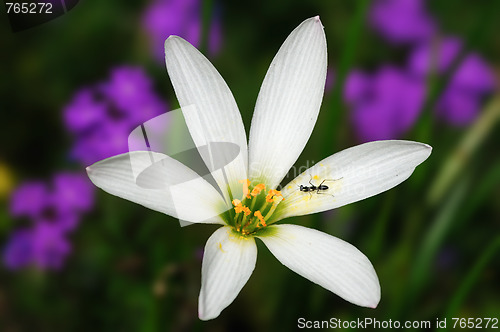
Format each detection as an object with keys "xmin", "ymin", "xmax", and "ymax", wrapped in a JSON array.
[{"xmin": 87, "ymin": 17, "xmax": 432, "ymax": 320}]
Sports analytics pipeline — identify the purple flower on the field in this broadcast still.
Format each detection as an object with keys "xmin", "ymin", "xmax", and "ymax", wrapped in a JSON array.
[
  {"xmin": 10, "ymin": 182, "xmax": 77, "ymax": 231},
  {"xmin": 64, "ymin": 66, "xmax": 168, "ymax": 165},
  {"xmin": 409, "ymin": 37, "xmax": 496, "ymax": 125},
  {"xmin": 2, "ymin": 224, "xmax": 72, "ymax": 270},
  {"xmin": 31, "ymin": 222, "xmax": 72, "ymax": 270},
  {"xmin": 3, "ymin": 229, "xmax": 33, "ymax": 270},
  {"xmin": 344, "ymin": 66, "xmax": 426, "ymax": 142},
  {"xmin": 370, "ymin": 0, "xmax": 436, "ymax": 44},
  {"xmin": 53, "ymin": 172, "xmax": 95, "ymax": 213},
  {"xmin": 9, "ymin": 173, "xmax": 94, "ymax": 224},
  {"xmin": 9, "ymin": 181, "xmax": 49, "ymax": 218},
  {"xmin": 70, "ymin": 122, "xmax": 132, "ymax": 166},
  {"xmin": 63, "ymin": 88, "xmax": 107, "ymax": 133},
  {"xmin": 4, "ymin": 172, "xmax": 94, "ymax": 270},
  {"xmin": 99, "ymin": 67, "xmax": 154, "ymax": 114},
  {"xmin": 142, "ymin": 0, "xmax": 222, "ymax": 63}
]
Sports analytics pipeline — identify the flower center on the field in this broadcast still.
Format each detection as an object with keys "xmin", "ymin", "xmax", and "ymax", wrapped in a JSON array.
[{"xmin": 227, "ymin": 179, "xmax": 283, "ymax": 236}]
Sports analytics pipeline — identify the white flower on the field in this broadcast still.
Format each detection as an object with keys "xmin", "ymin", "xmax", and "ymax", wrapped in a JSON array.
[{"xmin": 87, "ymin": 16, "xmax": 432, "ymax": 320}]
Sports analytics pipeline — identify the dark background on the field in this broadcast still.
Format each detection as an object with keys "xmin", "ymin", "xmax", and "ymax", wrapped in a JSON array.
[{"xmin": 1, "ymin": 0, "xmax": 499, "ymax": 331}]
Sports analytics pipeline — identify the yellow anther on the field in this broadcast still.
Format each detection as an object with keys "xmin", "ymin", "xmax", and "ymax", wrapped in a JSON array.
[
  {"xmin": 313, "ymin": 175, "xmax": 319, "ymax": 180},
  {"xmin": 234, "ymin": 203, "xmax": 243, "ymax": 213},
  {"xmin": 266, "ymin": 189, "xmax": 283, "ymax": 202},
  {"xmin": 234, "ymin": 202, "xmax": 244, "ymax": 214},
  {"xmin": 242, "ymin": 206, "xmax": 251, "ymax": 216},
  {"xmin": 251, "ymin": 183, "xmax": 266, "ymax": 197},
  {"xmin": 232, "ymin": 199, "xmax": 241, "ymax": 206},
  {"xmin": 235, "ymin": 201, "xmax": 251, "ymax": 216},
  {"xmin": 254, "ymin": 210, "xmax": 266, "ymax": 227}
]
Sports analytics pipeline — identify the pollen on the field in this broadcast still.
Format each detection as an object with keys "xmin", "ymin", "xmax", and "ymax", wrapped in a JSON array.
[
  {"xmin": 234, "ymin": 204, "xmax": 243, "ymax": 213},
  {"xmin": 266, "ymin": 189, "xmax": 283, "ymax": 203},
  {"xmin": 251, "ymin": 183, "xmax": 266, "ymax": 196},
  {"xmin": 234, "ymin": 202, "xmax": 251, "ymax": 216},
  {"xmin": 242, "ymin": 206, "xmax": 251, "ymax": 216},
  {"xmin": 254, "ymin": 210, "xmax": 266, "ymax": 227},
  {"xmin": 231, "ymin": 181, "xmax": 285, "ymax": 236}
]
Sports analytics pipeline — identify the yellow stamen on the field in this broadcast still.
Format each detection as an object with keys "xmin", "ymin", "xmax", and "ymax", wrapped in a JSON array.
[
  {"xmin": 264, "ymin": 196, "xmax": 282, "ymax": 222},
  {"xmin": 254, "ymin": 211, "xmax": 266, "ymax": 227},
  {"xmin": 235, "ymin": 201, "xmax": 251, "ymax": 216},
  {"xmin": 242, "ymin": 206, "xmax": 251, "ymax": 216},
  {"xmin": 250, "ymin": 183, "xmax": 266, "ymax": 197},
  {"xmin": 234, "ymin": 203, "xmax": 245, "ymax": 214},
  {"xmin": 266, "ymin": 189, "xmax": 283, "ymax": 202}
]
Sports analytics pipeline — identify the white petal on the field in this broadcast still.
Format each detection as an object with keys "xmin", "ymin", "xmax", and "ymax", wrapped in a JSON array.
[
  {"xmin": 274, "ymin": 140, "xmax": 432, "ymax": 221},
  {"xmin": 165, "ymin": 36, "xmax": 248, "ymax": 202},
  {"xmin": 258, "ymin": 224, "xmax": 380, "ymax": 308},
  {"xmin": 248, "ymin": 16, "xmax": 327, "ymax": 189},
  {"xmin": 87, "ymin": 151, "xmax": 227, "ymax": 224},
  {"xmin": 199, "ymin": 226, "xmax": 257, "ymax": 320}
]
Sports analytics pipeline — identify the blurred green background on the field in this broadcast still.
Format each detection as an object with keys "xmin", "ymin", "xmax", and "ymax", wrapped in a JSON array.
[{"xmin": 1, "ymin": 0, "xmax": 499, "ymax": 331}]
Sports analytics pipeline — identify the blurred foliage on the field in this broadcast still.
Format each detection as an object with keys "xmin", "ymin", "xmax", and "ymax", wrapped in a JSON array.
[{"xmin": 1, "ymin": 0, "xmax": 500, "ymax": 331}]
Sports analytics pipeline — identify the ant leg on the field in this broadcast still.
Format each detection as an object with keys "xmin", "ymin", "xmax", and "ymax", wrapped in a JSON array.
[
  {"xmin": 323, "ymin": 177, "xmax": 344, "ymax": 182},
  {"xmin": 309, "ymin": 175, "xmax": 314, "ymax": 187},
  {"xmin": 316, "ymin": 191, "xmax": 335, "ymax": 198}
]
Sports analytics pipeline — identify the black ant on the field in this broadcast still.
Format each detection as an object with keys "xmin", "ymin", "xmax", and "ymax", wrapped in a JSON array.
[{"xmin": 298, "ymin": 176, "xmax": 342, "ymax": 198}]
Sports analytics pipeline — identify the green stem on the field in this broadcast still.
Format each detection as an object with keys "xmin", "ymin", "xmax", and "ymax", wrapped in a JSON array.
[
  {"xmin": 445, "ymin": 236, "xmax": 500, "ymax": 320},
  {"xmin": 453, "ymin": 158, "xmax": 500, "ymax": 229},
  {"xmin": 403, "ymin": 179, "xmax": 468, "ymax": 314},
  {"xmin": 200, "ymin": 0, "xmax": 214, "ymax": 55},
  {"xmin": 327, "ymin": 0, "xmax": 370, "ymax": 150},
  {"xmin": 428, "ymin": 95, "xmax": 500, "ymax": 205},
  {"xmin": 366, "ymin": 191, "xmax": 395, "ymax": 258}
]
